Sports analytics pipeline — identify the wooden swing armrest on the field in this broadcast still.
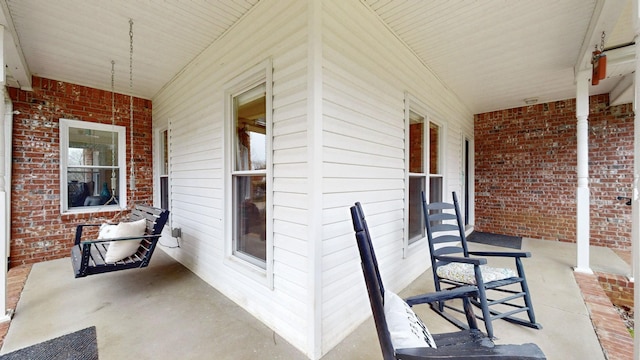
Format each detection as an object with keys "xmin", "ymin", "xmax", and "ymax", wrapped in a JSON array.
[
  {"xmin": 404, "ymin": 285, "xmax": 478, "ymax": 306},
  {"xmin": 80, "ymin": 234, "xmax": 158, "ymax": 245},
  {"xmin": 469, "ymin": 251, "xmax": 531, "ymax": 258},
  {"xmin": 74, "ymin": 223, "xmax": 122, "ymax": 245},
  {"xmin": 435, "ymin": 255, "xmax": 487, "ymax": 266},
  {"xmin": 74, "ymin": 224, "xmax": 102, "ymax": 245},
  {"xmin": 76, "ymin": 223, "xmax": 104, "ymax": 228}
]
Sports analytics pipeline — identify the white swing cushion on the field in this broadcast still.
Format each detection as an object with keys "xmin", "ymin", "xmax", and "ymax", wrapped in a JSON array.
[
  {"xmin": 384, "ymin": 291, "xmax": 437, "ymax": 349},
  {"xmin": 436, "ymin": 262, "xmax": 517, "ymax": 285},
  {"xmin": 99, "ymin": 219, "xmax": 147, "ymax": 263}
]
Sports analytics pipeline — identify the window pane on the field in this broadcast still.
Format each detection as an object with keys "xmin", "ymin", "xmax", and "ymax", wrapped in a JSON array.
[
  {"xmin": 68, "ymin": 128, "xmax": 118, "ymax": 166},
  {"xmin": 161, "ymin": 129, "xmax": 169, "ymax": 176},
  {"xmin": 67, "ymin": 168, "xmax": 120, "ymax": 208},
  {"xmin": 429, "ymin": 176, "xmax": 443, "ymax": 203},
  {"xmin": 408, "ymin": 176, "xmax": 425, "ymax": 244},
  {"xmin": 409, "ymin": 111, "xmax": 424, "ymax": 173},
  {"xmin": 233, "ymin": 174, "xmax": 266, "ymax": 264},
  {"xmin": 160, "ymin": 176, "xmax": 169, "ymax": 210},
  {"xmin": 235, "ymin": 84, "xmax": 266, "ymax": 171},
  {"xmin": 429, "ymin": 122, "xmax": 440, "ymax": 174},
  {"xmin": 427, "ymin": 176, "xmax": 444, "ymax": 226}
]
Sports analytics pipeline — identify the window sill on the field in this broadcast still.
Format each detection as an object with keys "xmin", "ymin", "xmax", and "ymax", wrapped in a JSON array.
[
  {"xmin": 224, "ymin": 254, "xmax": 272, "ymax": 290},
  {"xmin": 61, "ymin": 205, "xmax": 124, "ymax": 217}
]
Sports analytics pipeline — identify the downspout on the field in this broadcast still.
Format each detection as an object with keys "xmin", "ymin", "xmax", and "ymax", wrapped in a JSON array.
[
  {"xmin": 0, "ymin": 24, "xmax": 10, "ymax": 323},
  {"xmin": 4, "ymin": 89, "xmax": 10, "ymax": 260},
  {"xmin": 632, "ymin": 2, "xmax": 640, "ymax": 359},
  {"xmin": 574, "ymin": 70, "xmax": 592, "ymax": 274}
]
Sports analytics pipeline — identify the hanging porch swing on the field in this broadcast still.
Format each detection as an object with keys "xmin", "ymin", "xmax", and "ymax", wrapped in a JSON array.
[{"xmin": 71, "ymin": 20, "xmax": 169, "ymax": 278}]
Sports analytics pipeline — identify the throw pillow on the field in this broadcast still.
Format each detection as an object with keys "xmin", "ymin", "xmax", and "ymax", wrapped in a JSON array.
[
  {"xmin": 97, "ymin": 223, "xmax": 117, "ymax": 239},
  {"xmin": 101, "ymin": 219, "xmax": 147, "ymax": 263},
  {"xmin": 383, "ymin": 291, "xmax": 437, "ymax": 349}
]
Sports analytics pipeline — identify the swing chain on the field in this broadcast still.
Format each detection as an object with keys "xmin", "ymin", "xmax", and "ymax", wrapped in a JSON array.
[
  {"xmin": 129, "ymin": 19, "xmax": 134, "ymax": 88},
  {"xmin": 600, "ymin": 31, "xmax": 606, "ymax": 52},
  {"xmin": 111, "ymin": 60, "xmax": 115, "ymax": 96},
  {"xmin": 129, "ymin": 19, "xmax": 136, "ymax": 193},
  {"xmin": 110, "ymin": 60, "xmax": 117, "ymax": 190}
]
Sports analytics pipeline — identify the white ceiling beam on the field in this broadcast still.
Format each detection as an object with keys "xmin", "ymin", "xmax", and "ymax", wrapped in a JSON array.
[
  {"xmin": 610, "ymin": 72, "xmax": 634, "ymax": 105},
  {"xmin": 0, "ymin": 0, "xmax": 31, "ymax": 91},
  {"xmin": 606, "ymin": 43, "xmax": 636, "ymax": 65},
  {"xmin": 574, "ymin": 0, "xmax": 626, "ymax": 76}
]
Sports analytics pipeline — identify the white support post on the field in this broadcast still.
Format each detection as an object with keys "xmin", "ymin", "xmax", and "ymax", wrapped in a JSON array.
[
  {"xmin": 0, "ymin": 24, "xmax": 9, "ymax": 323},
  {"xmin": 575, "ymin": 70, "xmax": 592, "ymax": 274},
  {"xmin": 632, "ymin": 2, "xmax": 640, "ymax": 359}
]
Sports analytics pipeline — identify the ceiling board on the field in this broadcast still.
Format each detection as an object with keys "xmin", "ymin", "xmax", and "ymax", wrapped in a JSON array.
[
  {"xmin": 4, "ymin": 0, "xmax": 259, "ymax": 99},
  {"xmin": 1, "ymin": 0, "xmax": 635, "ymax": 113}
]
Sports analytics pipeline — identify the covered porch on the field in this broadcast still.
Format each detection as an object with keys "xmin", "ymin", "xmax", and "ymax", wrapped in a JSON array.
[
  {"xmin": 0, "ymin": 0, "xmax": 638, "ymax": 359},
  {"xmin": 0, "ymin": 238, "xmax": 631, "ymax": 359}
]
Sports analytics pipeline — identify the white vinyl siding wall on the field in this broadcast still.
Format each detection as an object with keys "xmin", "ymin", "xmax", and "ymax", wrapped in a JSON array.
[
  {"xmin": 152, "ymin": 0, "xmax": 474, "ymax": 358},
  {"xmin": 152, "ymin": 0, "xmax": 310, "ymax": 354},
  {"xmin": 319, "ymin": 0, "xmax": 474, "ymax": 352}
]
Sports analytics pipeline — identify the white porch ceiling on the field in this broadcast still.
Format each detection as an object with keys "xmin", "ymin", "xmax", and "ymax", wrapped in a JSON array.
[{"xmin": 0, "ymin": 0, "xmax": 635, "ymax": 114}]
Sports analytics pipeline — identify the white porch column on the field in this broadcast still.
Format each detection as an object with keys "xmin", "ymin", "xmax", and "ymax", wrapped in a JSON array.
[
  {"xmin": 575, "ymin": 70, "xmax": 592, "ymax": 274},
  {"xmin": 0, "ymin": 25, "xmax": 9, "ymax": 323},
  {"xmin": 632, "ymin": 2, "xmax": 640, "ymax": 359}
]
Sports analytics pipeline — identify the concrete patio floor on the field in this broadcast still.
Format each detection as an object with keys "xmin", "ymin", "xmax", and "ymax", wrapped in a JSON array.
[{"xmin": 0, "ymin": 238, "xmax": 632, "ymax": 359}]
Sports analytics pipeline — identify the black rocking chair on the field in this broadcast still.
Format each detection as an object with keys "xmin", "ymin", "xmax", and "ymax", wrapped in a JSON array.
[
  {"xmin": 422, "ymin": 192, "xmax": 541, "ymax": 339},
  {"xmin": 350, "ymin": 202, "xmax": 545, "ymax": 359},
  {"xmin": 71, "ymin": 205, "xmax": 169, "ymax": 278}
]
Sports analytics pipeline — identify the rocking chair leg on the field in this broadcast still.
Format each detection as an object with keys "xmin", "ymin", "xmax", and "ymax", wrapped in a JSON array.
[
  {"xmin": 462, "ymin": 296, "xmax": 479, "ymax": 331},
  {"xmin": 433, "ymin": 277, "xmax": 445, "ymax": 313},
  {"xmin": 475, "ymin": 284, "xmax": 494, "ymax": 339},
  {"xmin": 516, "ymin": 258, "xmax": 537, "ymax": 324},
  {"xmin": 429, "ymin": 302, "xmax": 471, "ymax": 332}
]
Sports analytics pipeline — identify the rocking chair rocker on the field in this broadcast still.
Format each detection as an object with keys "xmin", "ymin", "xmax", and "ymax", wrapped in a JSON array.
[
  {"xmin": 422, "ymin": 192, "xmax": 541, "ymax": 339},
  {"xmin": 71, "ymin": 205, "xmax": 169, "ymax": 278},
  {"xmin": 350, "ymin": 202, "xmax": 545, "ymax": 359}
]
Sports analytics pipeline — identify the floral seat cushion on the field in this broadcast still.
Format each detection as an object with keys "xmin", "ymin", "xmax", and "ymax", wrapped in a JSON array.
[{"xmin": 436, "ymin": 262, "xmax": 517, "ymax": 285}]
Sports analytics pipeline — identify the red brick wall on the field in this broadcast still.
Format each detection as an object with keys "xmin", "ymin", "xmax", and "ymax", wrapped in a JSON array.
[
  {"xmin": 474, "ymin": 94, "xmax": 633, "ymax": 250},
  {"xmin": 9, "ymin": 76, "xmax": 153, "ymax": 267},
  {"xmin": 596, "ymin": 272, "xmax": 634, "ymax": 309}
]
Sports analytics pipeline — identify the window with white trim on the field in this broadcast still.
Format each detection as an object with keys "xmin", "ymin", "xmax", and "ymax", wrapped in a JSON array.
[
  {"xmin": 60, "ymin": 119, "xmax": 126, "ymax": 213},
  {"xmin": 406, "ymin": 97, "xmax": 444, "ymax": 247},
  {"xmin": 159, "ymin": 128, "xmax": 169, "ymax": 210},
  {"xmin": 428, "ymin": 122, "xmax": 443, "ymax": 205},
  {"xmin": 226, "ymin": 61, "xmax": 272, "ymax": 271},
  {"xmin": 408, "ymin": 110, "xmax": 426, "ymax": 244}
]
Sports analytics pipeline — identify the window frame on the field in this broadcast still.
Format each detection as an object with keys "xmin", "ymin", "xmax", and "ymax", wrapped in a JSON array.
[
  {"xmin": 403, "ymin": 94, "xmax": 445, "ymax": 255},
  {"xmin": 223, "ymin": 59, "xmax": 273, "ymax": 288},
  {"xmin": 157, "ymin": 125, "xmax": 170, "ymax": 211},
  {"xmin": 428, "ymin": 119, "xmax": 445, "ymax": 209},
  {"xmin": 59, "ymin": 118, "xmax": 127, "ymax": 214},
  {"xmin": 407, "ymin": 108, "xmax": 427, "ymax": 247}
]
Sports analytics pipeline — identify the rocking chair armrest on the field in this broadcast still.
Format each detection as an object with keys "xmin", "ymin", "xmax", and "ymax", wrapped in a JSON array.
[
  {"xmin": 405, "ymin": 285, "xmax": 478, "ymax": 306},
  {"xmin": 395, "ymin": 342, "xmax": 546, "ymax": 359},
  {"xmin": 435, "ymin": 255, "xmax": 487, "ymax": 266},
  {"xmin": 469, "ymin": 250, "xmax": 531, "ymax": 258},
  {"xmin": 80, "ymin": 234, "xmax": 158, "ymax": 245}
]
